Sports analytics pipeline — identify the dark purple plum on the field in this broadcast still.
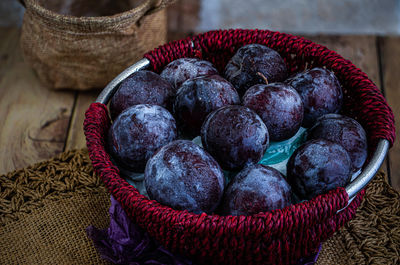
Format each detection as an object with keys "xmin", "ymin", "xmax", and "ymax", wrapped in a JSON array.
[
  {"xmin": 285, "ymin": 67, "xmax": 343, "ymax": 127},
  {"xmin": 110, "ymin": 70, "xmax": 174, "ymax": 120},
  {"xmin": 201, "ymin": 105, "xmax": 269, "ymax": 171},
  {"xmin": 219, "ymin": 164, "xmax": 292, "ymax": 216},
  {"xmin": 107, "ymin": 104, "xmax": 177, "ymax": 172},
  {"xmin": 287, "ymin": 139, "xmax": 352, "ymax": 200},
  {"xmin": 243, "ymin": 82, "xmax": 304, "ymax": 141},
  {"xmin": 173, "ymin": 75, "xmax": 240, "ymax": 136},
  {"xmin": 224, "ymin": 44, "xmax": 288, "ymax": 96},
  {"xmin": 160, "ymin": 58, "xmax": 219, "ymax": 89},
  {"xmin": 144, "ymin": 140, "xmax": 225, "ymax": 214},
  {"xmin": 307, "ymin": 114, "xmax": 368, "ymax": 172}
]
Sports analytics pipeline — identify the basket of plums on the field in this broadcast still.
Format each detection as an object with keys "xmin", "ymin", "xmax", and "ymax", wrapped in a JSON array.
[{"xmin": 84, "ymin": 29, "xmax": 395, "ymax": 265}]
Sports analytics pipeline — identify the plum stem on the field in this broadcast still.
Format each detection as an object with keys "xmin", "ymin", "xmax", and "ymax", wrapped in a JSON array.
[{"xmin": 257, "ymin": 72, "xmax": 269, "ymax": 85}]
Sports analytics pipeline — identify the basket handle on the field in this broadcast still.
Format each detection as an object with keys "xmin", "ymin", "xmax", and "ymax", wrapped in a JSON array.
[
  {"xmin": 345, "ymin": 140, "xmax": 389, "ymax": 199},
  {"xmin": 95, "ymin": 58, "xmax": 150, "ymax": 104}
]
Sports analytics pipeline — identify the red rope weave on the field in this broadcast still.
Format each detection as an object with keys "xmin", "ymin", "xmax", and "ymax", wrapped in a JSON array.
[{"xmin": 84, "ymin": 29, "xmax": 395, "ymax": 264}]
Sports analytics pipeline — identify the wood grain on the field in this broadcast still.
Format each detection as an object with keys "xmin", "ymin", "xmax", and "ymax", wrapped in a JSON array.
[
  {"xmin": 65, "ymin": 91, "xmax": 98, "ymax": 150},
  {"xmin": 0, "ymin": 28, "xmax": 75, "ymax": 174},
  {"xmin": 379, "ymin": 36, "xmax": 400, "ymax": 191}
]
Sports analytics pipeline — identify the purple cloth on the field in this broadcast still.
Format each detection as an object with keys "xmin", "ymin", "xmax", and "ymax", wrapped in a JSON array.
[
  {"xmin": 87, "ymin": 196, "xmax": 320, "ymax": 265},
  {"xmin": 86, "ymin": 196, "xmax": 192, "ymax": 265},
  {"xmin": 297, "ymin": 244, "xmax": 322, "ymax": 265}
]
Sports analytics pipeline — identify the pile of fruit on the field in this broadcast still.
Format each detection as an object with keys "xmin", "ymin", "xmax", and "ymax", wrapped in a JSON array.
[{"xmin": 106, "ymin": 44, "xmax": 368, "ymax": 216}]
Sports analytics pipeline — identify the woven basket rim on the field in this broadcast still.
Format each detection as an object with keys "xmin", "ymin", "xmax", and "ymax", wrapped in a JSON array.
[{"xmin": 24, "ymin": 0, "xmax": 165, "ymax": 28}]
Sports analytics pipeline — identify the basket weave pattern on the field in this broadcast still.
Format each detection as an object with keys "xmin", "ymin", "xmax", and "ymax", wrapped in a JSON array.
[{"xmin": 84, "ymin": 29, "xmax": 396, "ymax": 265}]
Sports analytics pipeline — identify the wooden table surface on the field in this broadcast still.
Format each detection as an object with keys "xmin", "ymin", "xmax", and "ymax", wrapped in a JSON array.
[{"xmin": 0, "ymin": 27, "xmax": 399, "ymax": 191}]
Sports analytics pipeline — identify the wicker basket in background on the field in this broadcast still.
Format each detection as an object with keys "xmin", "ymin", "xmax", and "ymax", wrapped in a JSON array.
[{"xmin": 20, "ymin": 0, "xmax": 175, "ymax": 90}]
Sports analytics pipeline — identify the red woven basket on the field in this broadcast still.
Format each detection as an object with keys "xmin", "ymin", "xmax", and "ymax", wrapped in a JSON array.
[{"xmin": 84, "ymin": 29, "xmax": 395, "ymax": 265}]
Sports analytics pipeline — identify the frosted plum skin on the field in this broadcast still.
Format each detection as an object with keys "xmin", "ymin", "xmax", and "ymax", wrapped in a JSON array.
[
  {"xmin": 173, "ymin": 75, "xmax": 240, "ymax": 136},
  {"xmin": 144, "ymin": 140, "xmax": 225, "ymax": 214},
  {"xmin": 107, "ymin": 104, "xmax": 177, "ymax": 172},
  {"xmin": 285, "ymin": 67, "xmax": 343, "ymax": 127},
  {"xmin": 109, "ymin": 70, "xmax": 174, "ymax": 120},
  {"xmin": 243, "ymin": 82, "xmax": 304, "ymax": 141},
  {"xmin": 201, "ymin": 105, "xmax": 269, "ymax": 171},
  {"xmin": 220, "ymin": 164, "xmax": 292, "ymax": 216},
  {"xmin": 160, "ymin": 58, "xmax": 219, "ymax": 89},
  {"xmin": 307, "ymin": 114, "xmax": 368, "ymax": 172},
  {"xmin": 224, "ymin": 44, "xmax": 288, "ymax": 95},
  {"xmin": 287, "ymin": 139, "xmax": 352, "ymax": 200}
]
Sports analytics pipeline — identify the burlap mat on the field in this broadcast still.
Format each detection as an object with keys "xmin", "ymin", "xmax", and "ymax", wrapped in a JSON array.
[{"xmin": 1, "ymin": 149, "xmax": 399, "ymax": 264}]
